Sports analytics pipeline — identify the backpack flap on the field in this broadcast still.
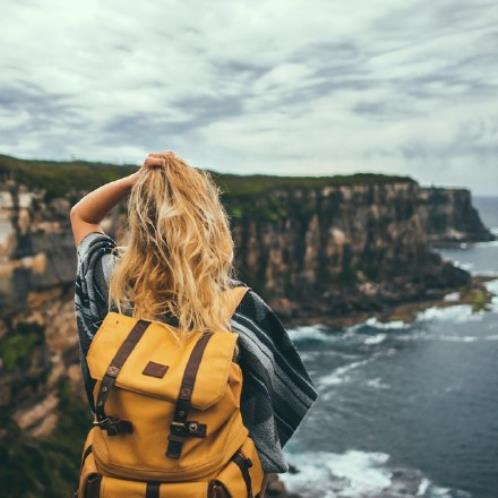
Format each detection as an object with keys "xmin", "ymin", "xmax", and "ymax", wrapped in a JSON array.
[{"xmin": 86, "ymin": 311, "xmax": 238, "ymax": 410}]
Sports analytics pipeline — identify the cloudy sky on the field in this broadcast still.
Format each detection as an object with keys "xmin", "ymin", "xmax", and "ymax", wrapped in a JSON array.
[{"xmin": 1, "ymin": 0, "xmax": 497, "ymax": 194}]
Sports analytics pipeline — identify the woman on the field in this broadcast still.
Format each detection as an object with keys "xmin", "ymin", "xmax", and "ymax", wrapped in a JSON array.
[{"xmin": 70, "ymin": 151, "xmax": 318, "ymax": 497}]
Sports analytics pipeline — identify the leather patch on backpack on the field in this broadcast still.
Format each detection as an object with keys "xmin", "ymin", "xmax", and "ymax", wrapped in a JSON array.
[{"xmin": 142, "ymin": 361, "xmax": 169, "ymax": 379}]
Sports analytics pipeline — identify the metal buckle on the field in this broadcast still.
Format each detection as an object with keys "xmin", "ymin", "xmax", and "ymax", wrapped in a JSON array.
[
  {"xmin": 170, "ymin": 421, "xmax": 187, "ymax": 437},
  {"xmin": 93, "ymin": 416, "xmax": 133, "ymax": 436},
  {"xmin": 93, "ymin": 417, "xmax": 111, "ymax": 427},
  {"xmin": 169, "ymin": 420, "xmax": 206, "ymax": 440}
]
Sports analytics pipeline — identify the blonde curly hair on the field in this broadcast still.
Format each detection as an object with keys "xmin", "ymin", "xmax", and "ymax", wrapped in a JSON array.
[{"xmin": 107, "ymin": 151, "xmax": 238, "ymax": 348}]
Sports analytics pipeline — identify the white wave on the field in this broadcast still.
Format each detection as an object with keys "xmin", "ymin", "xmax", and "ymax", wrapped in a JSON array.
[
  {"xmin": 281, "ymin": 449, "xmax": 391, "ymax": 498},
  {"xmin": 434, "ymin": 335, "xmax": 478, "ymax": 343},
  {"xmin": 474, "ymin": 270, "xmax": 498, "ymax": 278},
  {"xmin": 395, "ymin": 330, "xmax": 498, "ymax": 344},
  {"xmin": 343, "ymin": 322, "xmax": 363, "ymax": 335},
  {"xmin": 451, "ymin": 260, "xmax": 474, "ymax": 271},
  {"xmin": 364, "ymin": 317, "xmax": 410, "ymax": 330},
  {"xmin": 474, "ymin": 239, "xmax": 498, "ymax": 248},
  {"xmin": 343, "ymin": 318, "xmax": 409, "ymax": 339},
  {"xmin": 297, "ymin": 351, "xmax": 316, "ymax": 363},
  {"xmin": 428, "ymin": 487, "xmax": 454, "ymax": 498},
  {"xmin": 288, "ymin": 324, "xmax": 331, "ymax": 342},
  {"xmin": 416, "ymin": 304, "xmax": 484, "ymax": 323},
  {"xmin": 280, "ymin": 449, "xmax": 467, "ymax": 498},
  {"xmin": 443, "ymin": 291, "xmax": 460, "ymax": 302},
  {"xmin": 417, "ymin": 478, "xmax": 431, "ymax": 496},
  {"xmin": 484, "ymin": 278, "xmax": 498, "ymax": 312},
  {"xmin": 363, "ymin": 333, "xmax": 387, "ymax": 345},
  {"xmin": 365, "ymin": 377, "xmax": 390, "ymax": 389},
  {"xmin": 318, "ymin": 358, "xmax": 372, "ymax": 387},
  {"xmin": 484, "ymin": 278, "xmax": 498, "ymax": 294}
]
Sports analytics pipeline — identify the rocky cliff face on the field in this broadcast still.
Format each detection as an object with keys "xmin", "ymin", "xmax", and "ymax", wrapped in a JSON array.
[
  {"xmin": 228, "ymin": 182, "xmax": 476, "ymax": 321},
  {"xmin": 0, "ymin": 179, "xmax": 486, "ymax": 321},
  {"xmin": 417, "ymin": 187, "xmax": 494, "ymax": 243},
  {"xmin": 0, "ymin": 172, "xmax": 491, "ymax": 497}
]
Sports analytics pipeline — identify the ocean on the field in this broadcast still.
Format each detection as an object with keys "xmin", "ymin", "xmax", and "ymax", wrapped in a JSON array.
[{"xmin": 281, "ymin": 196, "xmax": 498, "ymax": 498}]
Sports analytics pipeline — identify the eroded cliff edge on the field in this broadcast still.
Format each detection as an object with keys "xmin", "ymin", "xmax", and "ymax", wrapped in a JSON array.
[
  {"xmin": 0, "ymin": 172, "xmax": 492, "ymax": 321},
  {"xmin": 225, "ymin": 182, "xmax": 489, "ymax": 323}
]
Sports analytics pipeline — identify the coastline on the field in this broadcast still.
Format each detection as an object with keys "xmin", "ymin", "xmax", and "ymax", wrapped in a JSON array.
[
  {"xmin": 273, "ymin": 274, "xmax": 498, "ymax": 498},
  {"xmin": 283, "ymin": 274, "xmax": 498, "ymax": 331}
]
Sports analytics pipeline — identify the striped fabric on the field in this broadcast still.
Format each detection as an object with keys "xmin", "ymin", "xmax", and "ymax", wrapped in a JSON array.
[{"xmin": 73, "ymin": 231, "xmax": 319, "ymax": 474}]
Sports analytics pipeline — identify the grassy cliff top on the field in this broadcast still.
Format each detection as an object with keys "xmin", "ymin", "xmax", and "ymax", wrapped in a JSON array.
[{"xmin": 0, "ymin": 153, "xmax": 416, "ymax": 200}]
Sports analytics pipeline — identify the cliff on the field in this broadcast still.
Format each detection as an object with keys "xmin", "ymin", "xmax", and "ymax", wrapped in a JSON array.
[
  {"xmin": 0, "ymin": 154, "xmax": 493, "ymax": 497},
  {"xmin": 225, "ymin": 181, "xmax": 475, "ymax": 322},
  {"xmin": 416, "ymin": 187, "xmax": 494, "ymax": 243}
]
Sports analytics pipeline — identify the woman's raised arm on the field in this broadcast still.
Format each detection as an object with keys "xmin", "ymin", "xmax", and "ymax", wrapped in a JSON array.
[
  {"xmin": 69, "ymin": 172, "xmax": 138, "ymax": 247},
  {"xmin": 69, "ymin": 153, "xmax": 166, "ymax": 246}
]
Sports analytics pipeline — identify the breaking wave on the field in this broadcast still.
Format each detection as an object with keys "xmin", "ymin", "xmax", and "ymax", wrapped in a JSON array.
[{"xmin": 280, "ymin": 449, "xmax": 470, "ymax": 498}]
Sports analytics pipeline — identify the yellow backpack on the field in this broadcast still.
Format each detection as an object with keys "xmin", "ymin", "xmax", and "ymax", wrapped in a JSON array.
[{"xmin": 74, "ymin": 285, "xmax": 266, "ymax": 498}]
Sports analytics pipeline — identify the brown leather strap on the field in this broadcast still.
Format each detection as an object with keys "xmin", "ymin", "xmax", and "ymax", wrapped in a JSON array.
[
  {"xmin": 84, "ymin": 473, "xmax": 102, "ymax": 498},
  {"xmin": 78, "ymin": 444, "xmax": 93, "ymax": 477},
  {"xmin": 166, "ymin": 330, "xmax": 214, "ymax": 458},
  {"xmin": 94, "ymin": 319, "xmax": 151, "ymax": 435},
  {"xmin": 208, "ymin": 480, "xmax": 231, "ymax": 498},
  {"xmin": 256, "ymin": 474, "xmax": 270, "ymax": 498},
  {"xmin": 145, "ymin": 481, "xmax": 160, "ymax": 498},
  {"xmin": 81, "ymin": 444, "xmax": 93, "ymax": 465},
  {"xmin": 232, "ymin": 450, "xmax": 254, "ymax": 498}
]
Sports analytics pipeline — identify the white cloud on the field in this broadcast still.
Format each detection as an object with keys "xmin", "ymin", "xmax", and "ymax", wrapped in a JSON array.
[{"xmin": 0, "ymin": 0, "xmax": 497, "ymax": 193}]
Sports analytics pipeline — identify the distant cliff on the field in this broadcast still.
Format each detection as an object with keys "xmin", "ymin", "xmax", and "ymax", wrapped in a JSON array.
[
  {"xmin": 0, "ymin": 154, "xmax": 493, "ymax": 497},
  {"xmin": 226, "ymin": 182, "xmax": 477, "ymax": 321},
  {"xmin": 416, "ymin": 187, "xmax": 493, "ymax": 243}
]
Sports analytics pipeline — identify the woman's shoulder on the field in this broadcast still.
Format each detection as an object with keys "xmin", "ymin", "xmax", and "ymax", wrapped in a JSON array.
[
  {"xmin": 229, "ymin": 278, "xmax": 282, "ymax": 330},
  {"xmin": 74, "ymin": 231, "xmax": 117, "ymax": 350},
  {"xmin": 76, "ymin": 230, "xmax": 116, "ymax": 260},
  {"xmin": 229, "ymin": 278, "xmax": 261, "ymax": 314}
]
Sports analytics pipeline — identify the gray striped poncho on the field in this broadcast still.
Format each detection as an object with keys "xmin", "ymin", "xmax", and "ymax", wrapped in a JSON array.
[{"xmin": 74, "ymin": 231, "xmax": 319, "ymax": 474}]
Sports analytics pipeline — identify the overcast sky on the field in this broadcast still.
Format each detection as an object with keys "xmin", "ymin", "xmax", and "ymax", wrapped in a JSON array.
[{"xmin": 1, "ymin": 1, "xmax": 497, "ymax": 194}]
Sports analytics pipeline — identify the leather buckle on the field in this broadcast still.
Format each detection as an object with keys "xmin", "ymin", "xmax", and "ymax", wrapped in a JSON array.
[
  {"xmin": 93, "ymin": 417, "xmax": 133, "ymax": 436},
  {"xmin": 169, "ymin": 420, "xmax": 207, "ymax": 438}
]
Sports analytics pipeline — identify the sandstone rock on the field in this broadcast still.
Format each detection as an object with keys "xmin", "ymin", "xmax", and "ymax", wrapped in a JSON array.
[{"xmin": 13, "ymin": 392, "xmax": 59, "ymax": 432}]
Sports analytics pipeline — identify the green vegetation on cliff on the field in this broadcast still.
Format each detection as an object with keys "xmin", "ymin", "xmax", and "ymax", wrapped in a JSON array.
[
  {"xmin": 0, "ymin": 380, "xmax": 92, "ymax": 498},
  {"xmin": 0, "ymin": 154, "xmax": 134, "ymax": 201},
  {"xmin": 0, "ymin": 153, "xmax": 416, "ymax": 201},
  {"xmin": 0, "ymin": 322, "xmax": 44, "ymax": 371}
]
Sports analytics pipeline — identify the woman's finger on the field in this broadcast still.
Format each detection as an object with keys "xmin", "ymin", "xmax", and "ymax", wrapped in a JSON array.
[
  {"xmin": 148, "ymin": 151, "xmax": 175, "ymax": 159},
  {"xmin": 143, "ymin": 156, "xmax": 166, "ymax": 169}
]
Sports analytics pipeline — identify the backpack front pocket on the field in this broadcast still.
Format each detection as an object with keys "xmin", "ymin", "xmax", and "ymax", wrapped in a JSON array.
[
  {"xmin": 81, "ymin": 470, "xmax": 210, "ymax": 498},
  {"xmin": 214, "ymin": 437, "xmax": 266, "ymax": 498},
  {"xmin": 87, "ymin": 313, "xmax": 238, "ymax": 410},
  {"xmin": 86, "ymin": 313, "xmax": 248, "ymax": 480}
]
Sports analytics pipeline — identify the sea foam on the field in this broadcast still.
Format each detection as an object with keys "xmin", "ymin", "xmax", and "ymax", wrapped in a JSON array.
[{"xmin": 280, "ymin": 448, "xmax": 469, "ymax": 498}]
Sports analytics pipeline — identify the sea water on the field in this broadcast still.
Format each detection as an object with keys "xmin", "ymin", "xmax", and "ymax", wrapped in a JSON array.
[{"xmin": 281, "ymin": 196, "xmax": 498, "ymax": 498}]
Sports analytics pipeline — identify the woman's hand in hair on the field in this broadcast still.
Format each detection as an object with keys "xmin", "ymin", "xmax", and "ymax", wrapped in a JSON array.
[
  {"xmin": 143, "ymin": 153, "xmax": 167, "ymax": 171},
  {"xmin": 143, "ymin": 151, "xmax": 177, "ymax": 171},
  {"xmin": 126, "ymin": 152, "xmax": 172, "ymax": 187}
]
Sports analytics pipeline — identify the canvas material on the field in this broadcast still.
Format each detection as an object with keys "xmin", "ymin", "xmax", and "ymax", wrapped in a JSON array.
[
  {"xmin": 77, "ymin": 431, "xmax": 265, "ymax": 498},
  {"xmin": 75, "ymin": 285, "xmax": 266, "ymax": 498}
]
